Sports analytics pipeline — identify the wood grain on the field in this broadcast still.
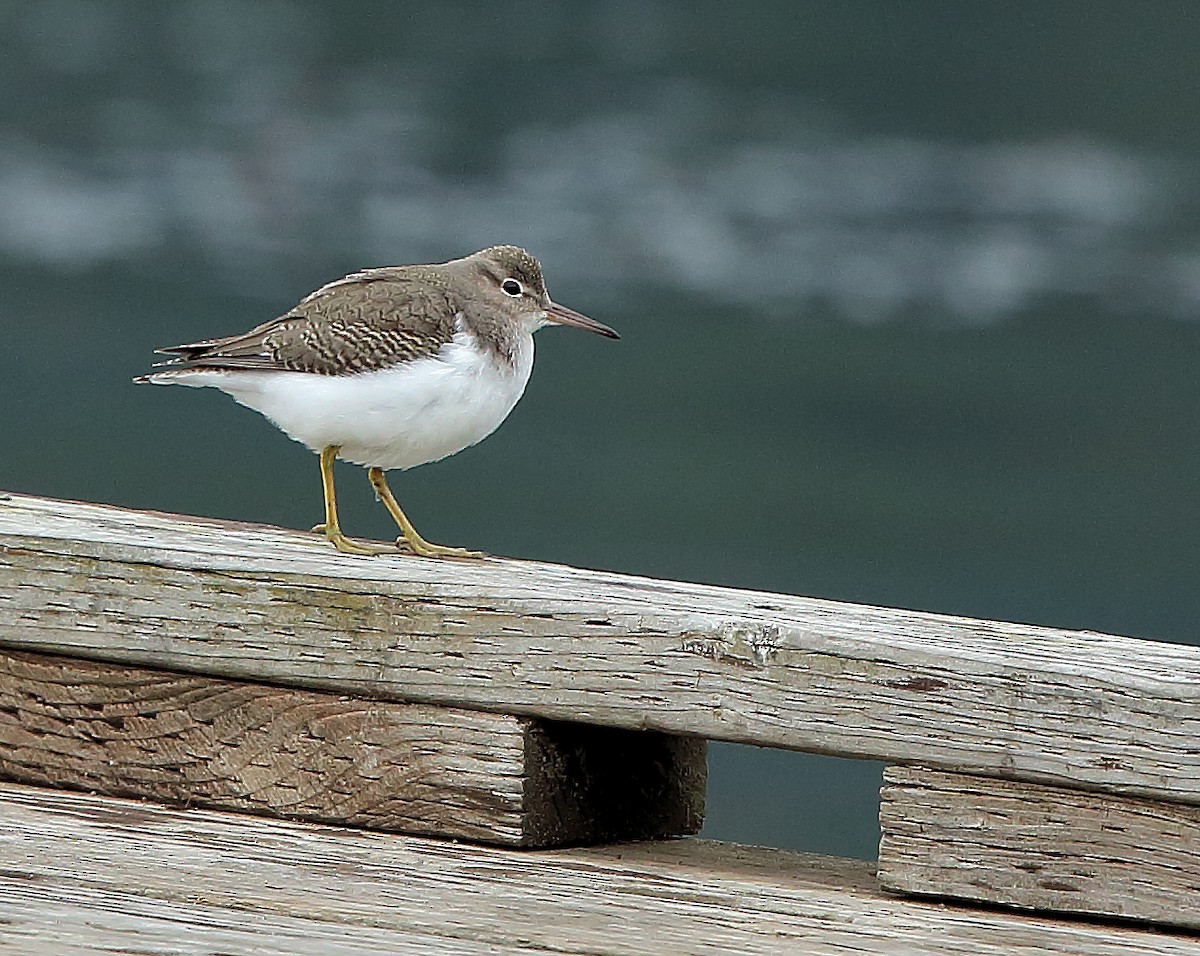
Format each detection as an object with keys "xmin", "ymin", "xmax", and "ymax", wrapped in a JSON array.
[
  {"xmin": 2, "ymin": 493, "xmax": 1199, "ymax": 803},
  {"xmin": 0, "ymin": 781, "xmax": 1194, "ymax": 956},
  {"xmin": 0, "ymin": 648, "xmax": 704, "ymax": 846},
  {"xmin": 878, "ymin": 766, "xmax": 1200, "ymax": 929}
]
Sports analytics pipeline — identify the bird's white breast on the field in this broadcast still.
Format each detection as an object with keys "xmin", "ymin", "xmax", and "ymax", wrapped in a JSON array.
[{"xmin": 154, "ymin": 330, "xmax": 535, "ymax": 470}]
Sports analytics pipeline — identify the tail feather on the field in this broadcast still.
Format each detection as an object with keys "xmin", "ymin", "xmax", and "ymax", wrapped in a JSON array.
[
  {"xmin": 134, "ymin": 367, "xmax": 235, "ymax": 387},
  {"xmin": 154, "ymin": 340, "xmax": 226, "ymax": 358},
  {"xmin": 134, "ymin": 369, "xmax": 179, "ymax": 385}
]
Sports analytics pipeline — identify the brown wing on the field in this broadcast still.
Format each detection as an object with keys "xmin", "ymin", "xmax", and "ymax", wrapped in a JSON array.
[{"xmin": 153, "ymin": 270, "xmax": 461, "ymax": 375}]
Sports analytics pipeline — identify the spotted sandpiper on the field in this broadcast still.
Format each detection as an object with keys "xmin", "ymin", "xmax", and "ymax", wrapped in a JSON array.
[{"xmin": 136, "ymin": 245, "xmax": 618, "ymax": 557}]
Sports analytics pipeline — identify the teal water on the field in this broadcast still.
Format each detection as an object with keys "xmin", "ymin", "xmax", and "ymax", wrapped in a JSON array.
[{"xmin": 3, "ymin": 3, "xmax": 1199, "ymax": 861}]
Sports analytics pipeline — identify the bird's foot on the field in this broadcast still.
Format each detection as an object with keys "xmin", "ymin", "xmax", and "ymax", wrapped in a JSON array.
[
  {"xmin": 396, "ymin": 534, "xmax": 485, "ymax": 560},
  {"xmin": 316, "ymin": 526, "xmax": 396, "ymax": 556}
]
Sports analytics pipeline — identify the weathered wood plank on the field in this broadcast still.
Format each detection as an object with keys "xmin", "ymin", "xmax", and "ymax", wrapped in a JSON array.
[
  {"xmin": 878, "ymin": 766, "xmax": 1200, "ymax": 929},
  {"xmin": 1, "ymin": 492, "xmax": 1198, "ymax": 803},
  {"xmin": 0, "ymin": 783, "xmax": 1195, "ymax": 956},
  {"xmin": 0, "ymin": 648, "xmax": 703, "ymax": 846},
  {"xmin": 0, "ymin": 886, "xmax": 463, "ymax": 956}
]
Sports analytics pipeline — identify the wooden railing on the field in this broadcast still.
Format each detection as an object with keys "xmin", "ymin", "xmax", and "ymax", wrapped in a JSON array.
[{"xmin": 0, "ymin": 491, "xmax": 1196, "ymax": 951}]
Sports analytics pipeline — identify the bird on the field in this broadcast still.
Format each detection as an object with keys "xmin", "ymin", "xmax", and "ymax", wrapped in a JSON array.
[{"xmin": 136, "ymin": 245, "xmax": 618, "ymax": 558}]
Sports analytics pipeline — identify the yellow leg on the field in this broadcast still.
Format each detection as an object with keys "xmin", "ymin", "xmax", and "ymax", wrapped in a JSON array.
[
  {"xmin": 313, "ymin": 446, "xmax": 393, "ymax": 556},
  {"xmin": 368, "ymin": 467, "xmax": 484, "ymax": 559}
]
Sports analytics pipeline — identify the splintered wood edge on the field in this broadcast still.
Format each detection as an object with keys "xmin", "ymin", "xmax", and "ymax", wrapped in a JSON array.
[
  {"xmin": 3, "ymin": 492, "xmax": 1200, "ymax": 804},
  {"xmin": 878, "ymin": 766, "xmax": 1200, "ymax": 931},
  {"xmin": 0, "ymin": 648, "xmax": 704, "ymax": 847},
  {"xmin": 2, "ymin": 782, "xmax": 1196, "ymax": 956}
]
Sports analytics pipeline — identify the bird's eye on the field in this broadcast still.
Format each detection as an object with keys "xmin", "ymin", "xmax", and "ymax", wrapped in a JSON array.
[{"xmin": 501, "ymin": 278, "xmax": 523, "ymax": 297}]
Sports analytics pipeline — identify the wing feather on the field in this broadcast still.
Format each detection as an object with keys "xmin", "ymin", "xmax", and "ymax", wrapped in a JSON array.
[{"xmin": 150, "ymin": 270, "xmax": 461, "ymax": 376}]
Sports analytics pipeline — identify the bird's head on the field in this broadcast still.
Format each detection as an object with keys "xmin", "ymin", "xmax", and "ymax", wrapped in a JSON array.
[{"xmin": 470, "ymin": 245, "xmax": 619, "ymax": 339}]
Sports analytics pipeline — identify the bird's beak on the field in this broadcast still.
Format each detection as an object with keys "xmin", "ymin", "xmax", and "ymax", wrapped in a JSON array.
[{"xmin": 545, "ymin": 302, "xmax": 620, "ymax": 339}]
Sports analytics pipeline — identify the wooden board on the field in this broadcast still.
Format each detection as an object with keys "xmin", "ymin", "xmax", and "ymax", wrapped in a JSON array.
[
  {"xmin": 0, "ymin": 648, "xmax": 704, "ymax": 847},
  {"xmin": 0, "ymin": 782, "xmax": 1195, "ymax": 956},
  {"xmin": 878, "ymin": 766, "xmax": 1200, "ymax": 929},
  {"xmin": 2, "ymin": 492, "xmax": 1199, "ymax": 804}
]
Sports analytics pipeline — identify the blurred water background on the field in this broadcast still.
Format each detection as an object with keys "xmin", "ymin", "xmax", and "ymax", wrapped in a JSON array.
[{"xmin": 3, "ymin": 2, "xmax": 1199, "ymax": 861}]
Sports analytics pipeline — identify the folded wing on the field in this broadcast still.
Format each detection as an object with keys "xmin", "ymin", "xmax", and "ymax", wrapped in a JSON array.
[{"xmin": 149, "ymin": 270, "xmax": 461, "ymax": 376}]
